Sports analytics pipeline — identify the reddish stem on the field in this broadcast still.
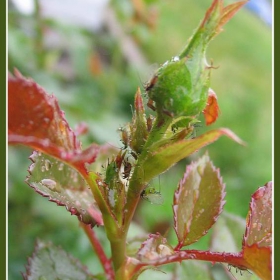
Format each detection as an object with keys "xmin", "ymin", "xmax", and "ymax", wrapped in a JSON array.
[
  {"xmin": 133, "ymin": 250, "xmax": 246, "ymax": 275},
  {"xmin": 173, "ymin": 242, "xmax": 183, "ymax": 251},
  {"xmin": 80, "ymin": 223, "xmax": 115, "ymax": 280}
]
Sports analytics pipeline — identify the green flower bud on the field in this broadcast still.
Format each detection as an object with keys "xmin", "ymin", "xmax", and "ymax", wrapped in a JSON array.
[
  {"xmin": 146, "ymin": 56, "xmax": 209, "ymax": 118},
  {"xmin": 146, "ymin": 0, "xmax": 247, "ymax": 120}
]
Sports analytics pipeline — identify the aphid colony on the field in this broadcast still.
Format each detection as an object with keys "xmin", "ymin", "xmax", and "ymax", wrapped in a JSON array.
[
  {"xmin": 99, "ymin": 118, "xmax": 164, "ymax": 205},
  {"xmin": 102, "ymin": 149, "xmax": 135, "ymax": 188},
  {"xmin": 97, "ymin": 82, "xmax": 198, "ymax": 206}
]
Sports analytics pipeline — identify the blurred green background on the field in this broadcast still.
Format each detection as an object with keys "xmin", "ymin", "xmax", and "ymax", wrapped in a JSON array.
[{"xmin": 8, "ymin": 0, "xmax": 272, "ymax": 279}]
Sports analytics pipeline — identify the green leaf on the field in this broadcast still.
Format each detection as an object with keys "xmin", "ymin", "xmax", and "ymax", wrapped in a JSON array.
[
  {"xmin": 210, "ymin": 212, "xmax": 260, "ymax": 279},
  {"xmin": 210, "ymin": 211, "xmax": 246, "ymax": 253},
  {"xmin": 26, "ymin": 151, "xmax": 103, "ymax": 227},
  {"xmin": 143, "ymin": 128, "xmax": 244, "ymax": 184},
  {"xmin": 175, "ymin": 261, "xmax": 214, "ymax": 280},
  {"xmin": 23, "ymin": 240, "xmax": 99, "ymax": 280},
  {"xmin": 129, "ymin": 88, "xmax": 149, "ymax": 153},
  {"xmin": 173, "ymin": 153, "xmax": 225, "ymax": 247}
]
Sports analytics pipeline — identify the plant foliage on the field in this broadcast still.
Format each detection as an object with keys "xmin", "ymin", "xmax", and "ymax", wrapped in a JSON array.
[{"xmin": 8, "ymin": 0, "xmax": 272, "ymax": 279}]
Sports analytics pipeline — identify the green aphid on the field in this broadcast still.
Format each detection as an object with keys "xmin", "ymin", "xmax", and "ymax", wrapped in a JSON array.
[
  {"xmin": 104, "ymin": 160, "xmax": 118, "ymax": 186},
  {"xmin": 141, "ymin": 187, "xmax": 164, "ymax": 205}
]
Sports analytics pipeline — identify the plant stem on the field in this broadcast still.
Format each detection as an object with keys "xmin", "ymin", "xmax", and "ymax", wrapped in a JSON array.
[
  {"xmin": 123, "ymin": 113, "xmax": 172, "ymax": 232},
  {"xmin": 133, "ymin": 250, "xmax": 246, "ymax": 273},
  {"xmin": 80, "ymin": 223, "xmax": 115, "ymax": 280},
  {"xmin": 110, "ymin": 237, "xmax": 128, "ymax": 279},
  {"xmin": 34, "ymin": 0, "xmax": 45, "ymax": 69}
]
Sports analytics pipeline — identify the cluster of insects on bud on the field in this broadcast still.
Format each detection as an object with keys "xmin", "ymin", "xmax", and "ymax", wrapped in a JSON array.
[{"xmin": 101, "ymin": 149, "xmax": 135, "ymax": 190}]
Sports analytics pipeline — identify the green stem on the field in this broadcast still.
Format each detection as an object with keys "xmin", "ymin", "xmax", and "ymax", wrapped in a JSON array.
[
  {"xmin": 178, "ymin": 28, "xmax": 203, "ymax": 60},
  {"xmin": 122, "ymin": 113, "xmax": 172, "ymax": 234},
  {"xmin": 34, "ymin": 0, "xmax": 45, "ymax": 69},
  {"xmin": 110, "ymin": 237, "xmax": 126, "ymax": 272},
  {"xmin": 86, "ymin": 172, "xmax": 130, "ymax": 278},
  {"xmin": 88, "ymin": 114, "xmax": 173, "ymax": 278}
]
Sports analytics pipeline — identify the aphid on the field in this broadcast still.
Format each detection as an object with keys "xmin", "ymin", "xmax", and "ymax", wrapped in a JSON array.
[
  {"xmin": 147, "ymin": 115, "xmax": 154, "ymax": 132},
  {"xmin": 122, "ymin": 159, "xmax": 132, "ymax": 179},
  {"xmin": 130, "ymin": 150, "xmax": 138, "ymax": 160},
  {"xmin": 147, "ymin": 98, "xmax": 156, "ymax": 111},
  {"xmin": 118, "ymin": 127, "xmax": 129, "ymax": 149},
  {"xmin": 227, "ymin": 264, "xmax": 252, "ymax": 278},
  {"xmin": 206, "ymin": 58, "xmax": 219, "ymax": 70},
  {"xmin": 145, "ymin": 75, "xmax": 158, "ymax": 92},
  {"xmin": 141, "ymin": 187, "xmax": 164, "ymax": 205},
  {"xmin": 102, "ymin": 159, "xmax": 118, "ymax": 186},
  {"xmin": 162, "ymin": 108, "xmax": 174, "ymax": 117},
  {"xmin": 190, "ymin": 122, "xmax": 202, "ymax": 139}
]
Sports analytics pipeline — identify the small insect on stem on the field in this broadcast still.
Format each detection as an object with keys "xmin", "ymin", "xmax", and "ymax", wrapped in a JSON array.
[
  {"xmin": 206, "ymin": 58, "xmax": 220, "ymax": 70},
  {"xmin": 145, "ymin": 75, "xmax": 158, "ymax": 92},
  {"xmin": 141, "ymin": 186, "xmax": 164, "ymax": 205},
  {"xmin": 227, "ymin": 264, "xmax": 252, "ymax": 279},
  {"xmin": 122, "ymin": 159, "xmax": 132, "ymax": 180},
  {"xmin": 147, "ymin": 98, "xmax": 156, "ymax": 111},
  {"xmin": 118, "ymin": 126, "xmax": 129, "ymax": 149},
  {"xmin": 130, "ymin": 150, "xmax": 138, "ymax": 160},
  {"xmin": 147, "ymin": 115, "xmax": 154, "ymax": 132},
  {"xmin": 190, "ymin": 123, "xmax": 202, "ymax": 139},
  {"xmin": 162, "ymin": 108, "xmax": 174, "ymax": 118},
  {"xmin": 102, "ymin": 158, "xmax": 118, "ymax": 186}
]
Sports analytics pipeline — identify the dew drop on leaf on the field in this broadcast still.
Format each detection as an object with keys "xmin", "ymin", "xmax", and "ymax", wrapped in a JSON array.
[
  {"xmin": 40, "ymin": 179, "xmax": 57, "ymax": 190},
  {"xmin": 58, "ymin": 163, "xmax": 64, "ymax": 171},
  {"xmin": 44, "ymin": 159, "xmax": 52, "ymax": 171},
  {"xmin": 71, "ymin": 171, "xmax": 78, "ymax": 183}
]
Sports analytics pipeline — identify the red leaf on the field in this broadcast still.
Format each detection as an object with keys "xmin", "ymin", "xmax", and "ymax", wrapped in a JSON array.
[
  {"xmin": 203, "ymin": 88, "xmax": 220, "ymax": 126},
  {"xmin": 243, "ymin": 182, "xmax": 272, "ymax": 247},
  {"xmin": 239, "ymin": 182, "xmax": 272, "ymax": 279},
  {"xmin": 219, "ymin": 1, "xmax": 248, "ymax": 31},
  {"xmin": 242, "ymin": 244, "xmax": 272, "ymax": 280},
  {"xmin": 8, "ymin": 70, "xmax": 98, "ymax": 175},
  {"xmin": 200, "ymin": 0, "xmax": 248, "ymax": 40}
]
